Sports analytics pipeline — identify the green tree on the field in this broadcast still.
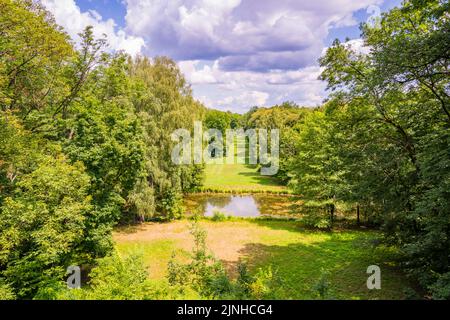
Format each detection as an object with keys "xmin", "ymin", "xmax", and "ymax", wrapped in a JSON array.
[
  {"xmin": 289, "ymin": 109, "xmax": 343, "ymax": 228},
  {"xmin": 0, "ymin": 118, "xmax": 92, "ymax": 298},
  {"xmin": 318, "ymin": 0, "xmax": 450, "ymax": 295},
  {"xmin": 127, "ymin": 56, "xmax": 205, "ymax": 220}
]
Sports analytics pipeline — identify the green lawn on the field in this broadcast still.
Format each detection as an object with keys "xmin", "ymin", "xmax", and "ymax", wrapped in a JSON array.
[
  {"xmin": 115, "ymin": 219, "xmax": 416, "ymax": 300},
  {"xmin": 114, "ymin": 157, "xmax": 416, "ymax": 300},
  {"xmin": 203, "ymin": 163, "xmax": 286, "ymax": 192}
]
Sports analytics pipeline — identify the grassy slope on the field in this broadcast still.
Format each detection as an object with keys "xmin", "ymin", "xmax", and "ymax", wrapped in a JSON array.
[
  {"xmin": 115, "ymin": 220, "xmax": 414, "ymax": 300},
  {"xmin": 203, "ymin": 163, "xmax": 286, "ymax": 192}
]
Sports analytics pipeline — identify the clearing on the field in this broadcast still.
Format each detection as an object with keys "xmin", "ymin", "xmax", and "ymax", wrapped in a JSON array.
[
  {"xmin": 203, "ymin": 163, "xmax": 286, "ymax": 192},
  {"xmin": 114, "ymin": 219, "xmax": 414, "ymax": 300}
]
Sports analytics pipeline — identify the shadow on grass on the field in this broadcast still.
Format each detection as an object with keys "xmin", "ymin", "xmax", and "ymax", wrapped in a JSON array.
[
  {"xmin": 114, "ymin": 220, "xmax": 173, "ymax": 234},
  {"xmin": 235, "ymin": 164, "xmax": 284, "ymax": 187},
  {"xmin": 221, "ymin": 231, "xmax": 416, "ymax": 300}
]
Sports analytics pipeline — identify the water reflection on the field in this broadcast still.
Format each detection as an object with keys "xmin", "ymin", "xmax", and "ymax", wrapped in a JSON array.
[{"xmin": 184, "ymin": 194, "xmax": 302, "ymax": 217}]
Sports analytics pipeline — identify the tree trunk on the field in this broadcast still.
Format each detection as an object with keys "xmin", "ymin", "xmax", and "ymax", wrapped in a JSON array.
[
  {"xmin": 357, "ymin": 204, "xmax": 360, "ymax": 226},
  {"xmin": 330, "ymin": 204, "xmax": 335, "ymax": 227}
]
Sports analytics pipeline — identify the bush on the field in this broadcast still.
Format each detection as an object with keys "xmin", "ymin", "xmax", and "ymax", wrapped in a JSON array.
[
  {"xmin": 0, "ymin": 280, "xmax": 15, "ymax": 300},
  {"xmin": 168, "ymin": 221, "xmax": 226, "ymax": 298},
  {"xmin": 300, "ymin": 209, "xmax": 332, "ymax": 230},
  {"xmin": 429, "ymin": 272, "xmax": 450, "ymax": 300},
  {"xmin": 54, "ymin": 251, "xmax": 177, "ymax": 300},
  {"xmin": 248, "ymin": 266, "xmax": 284, "ymax": 300},
  {"xmin": 211, "ymin": 211, "xmax": 227, "ymax": 222},
  {"xmin": 313, "ymin": 272, "xmax": 332, "ymax": 299},
  {"xmin": 168, "ymin": 221, "xmax": 285, "ymax": 299}
]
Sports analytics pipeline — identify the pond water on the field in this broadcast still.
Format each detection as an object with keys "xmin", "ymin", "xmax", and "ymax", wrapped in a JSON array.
[{"xmin": 183, "ymin": 194, "xmax": 302, "ymax": 218}]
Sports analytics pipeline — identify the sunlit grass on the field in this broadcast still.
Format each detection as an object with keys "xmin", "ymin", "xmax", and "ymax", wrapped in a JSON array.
[
  {"xmin": 114, "ymin": 220, "xmax": 416, "ymax": 300},
  {"xmin": 203, "ymin": 163, "xmax": 286, "ymax": 192}
]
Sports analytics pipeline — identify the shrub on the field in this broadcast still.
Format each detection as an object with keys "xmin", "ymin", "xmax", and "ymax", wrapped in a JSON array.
[
  {"xmin": 248, "ymin": 266, "xmax": 284, "ymax": 300},
  {"xmin": 211, "ymin": 211, "xmax": 227, "ymax": 222},
  {"xmin": 313, "ymin": 272, "xmax": 331, "ymax": 299},
  {"xmin": 300, "ymin": 209, "xmax": 332, "ymax": 230},
  {"xmin": 54, "ymin": 251, "xmax": 177, "ymax": 300},
  {"xmin": 168, "ymin": 222, "xmax": 285, "ymax": 299},
  {"xmin": 168, "ymin": 221, "xmax": 227, "ymax": 298},
  {"xmin": 429, "ymin": 272, "xmax": 450, "ymax": 300},
  {"xmin": 0, "ymin": 280, "xmax": 15, "ymax": 300}
]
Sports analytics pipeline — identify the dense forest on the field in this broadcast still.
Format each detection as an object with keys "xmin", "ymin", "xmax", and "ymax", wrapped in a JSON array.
[{"xmin": 0, "ymin": 0, "xmax": 449, "ymax": 300}]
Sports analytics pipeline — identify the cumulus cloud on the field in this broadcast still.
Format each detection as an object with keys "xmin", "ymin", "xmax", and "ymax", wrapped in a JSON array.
[
  {"xmin": 345, "ymin": 38, "xmax": 372, "ymax": 55},
  {"xmin": 41, "ymin": 0, "xmax": 145, "ymax": 56},
  {"xmin": 178, "ymin": 60, "xmax": 220, "ymax": 84},
  {"xmin": 218, "ymin": 91, "xmax": 269, "ymax": 109},
  {"xmin": 42, "ymin": 0, "xmax": 385, "ymax": 112},
  {"xmin": 123, "ymin": 0, "xmax": 382, "ymax": 71},
  {"xmin": 180, "ymin": 61, "xmax": 326, "ymax": 113}
]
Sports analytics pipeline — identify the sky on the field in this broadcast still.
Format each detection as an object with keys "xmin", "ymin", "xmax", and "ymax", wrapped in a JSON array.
[{"xmin": 40, "ymin": 0, "xmax": 402, "ymax": 114}]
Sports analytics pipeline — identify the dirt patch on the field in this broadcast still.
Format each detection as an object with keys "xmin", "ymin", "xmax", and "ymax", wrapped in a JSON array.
[{"xmin": 114, "ymin": 220, "xmax": 268, "ymax": 274}]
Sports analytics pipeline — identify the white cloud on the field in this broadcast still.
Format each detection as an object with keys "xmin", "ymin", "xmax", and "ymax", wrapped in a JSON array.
[
  {"xmin": 41, "ymin": 0, "xmax": 384, "ymax": 113},
  {"xmin": 123, "ymin": 0, "xmax": 382, "ymax": 70},
  {"xmin": 178, "ymin": 60, "xmax": 219, "ymax": 84},
  {"xmin": 41, "ymin": 0, "xmax": 145, "ymax": 56},
  {"xmin": 121, "ymin": 0, "xmax": 385, "ymax": 112},
  {"xmin": 218, "ymin": 91, "xmax": 269, "ymax": 109},
  {"xmin": 182, "ymin": 61, "xmax": 326, "ymax": 113},
  {"xmin": 345, "ymin": 38, "xmax": 371, "ymax": 55}
]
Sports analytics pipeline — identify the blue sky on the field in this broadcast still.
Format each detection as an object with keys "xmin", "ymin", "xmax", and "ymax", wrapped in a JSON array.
[{"xmin": 42, "ymin": 0, "xmax": 402, "ymax": 113}]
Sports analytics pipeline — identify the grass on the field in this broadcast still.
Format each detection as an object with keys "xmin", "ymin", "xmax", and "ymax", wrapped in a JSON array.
[
  {"xmin": 203, "ymin": 163, "xmax": 286, "ymax": 192},
  {"xmin": 114, "ymin": 219, "xmax": 417, "ymax": 300},
  {"xmin": 114, "ymin": 157, "xmax": 417, "ymax": 299}
]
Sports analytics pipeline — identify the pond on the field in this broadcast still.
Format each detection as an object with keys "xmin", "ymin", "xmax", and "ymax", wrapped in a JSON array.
[{"xmin": 183, "ymin": 193, "xmax": 302, "ymax": 218}]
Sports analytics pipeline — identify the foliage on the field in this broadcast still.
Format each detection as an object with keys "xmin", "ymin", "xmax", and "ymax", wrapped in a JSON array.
[
  {"xmin": 60, "ymin": 252, "xmax": 158, "ymax": 300},
  {"xmin": 245, "ymin": 102, "xmax": 310, "ymax": 182},
  {"xmin": 0, "ymin": 120, "xmax": 93, "ymax": 298},
  {"xmin": 313, "ymin": 271, "xmax": 332, "ymax": 300},
  {"xmin": 429, "ymin": 272, "xmax": 450, "ymax": 300},
  {"xmin": 300, "ymin": 210, "xmax": 332, "ymax": 230},
  {"xmin": 168, "ymin": 220, "xmax": 226, "ymax": 297},
  {"xmin": 0, "ymin": 279, "xmax": 15, "ymax": 300},
  {"xmin": 211, "ymin": 211, "xmax": 227, "ymax": 222},
  {"xmin": 289, "ymin": 109, "xmax": 343, "ymax": 227},
  {"xmin": 291, "ymin": 0, "xmax": 450, "ymax": 296},
  {"xmin": 205, "ymin": 109, "xmax": 232, "ymax": 134},
  {"xmin": 46, "ymin": 251, "xmax": 190, "ymax": 300},
  {"xmin": 127, "ymin": 56, "xmax": 205, "ymax": 220},
  {"xmin": 0, "ymin": 0, "xmax": 205, "ymax": 299},
  {"xmin": 0, "ymin": 0, "xmax": 74, "ymax": 116},
  {"xmin": 167, "ymin": 221, "xmax": 284, "ymax": 299}
]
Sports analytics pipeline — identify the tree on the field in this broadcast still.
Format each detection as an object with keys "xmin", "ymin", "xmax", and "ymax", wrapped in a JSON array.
[
  {"xmin": 0, "ymin": 117, "xmax": 92, "ymax": 298},
  {"xmin": 318, "ymin": 0, "xmax": 450, "ymax": 295},
  {"xmin": 289, "ymin": 109, "xmax": 343, "ymax": 228},
  {"xmin": 205, "ymin": 109, "xmax": 231, "ymax": 134},
  {"xmin": 127, "ymin": 56, "xmax": 205, "ymax": 220},
  {"xmin": 0, "ymin": 0, "xmax": 73, "ymax": 119},
  {"xmin": 245, "ymin": 103, "xmax": 310, "ymax": 182}
]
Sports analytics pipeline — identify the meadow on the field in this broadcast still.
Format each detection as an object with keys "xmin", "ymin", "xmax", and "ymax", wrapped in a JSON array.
[
  {"xmin": 114, "ymin": 219, "xmax": 415, "ymax": 300},
  {"xmin": 113, "ymin": 163, "xmax": 417, "ymax": 300},
  {"xmin": 202, "ymin": 163, "xmax": 286, "ymax": 192}
]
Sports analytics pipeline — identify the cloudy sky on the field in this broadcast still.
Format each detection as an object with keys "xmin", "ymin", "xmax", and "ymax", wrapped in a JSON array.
[{"xmin": 41, "ymin": 0, "xmax": 401, "ymax": 113}]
